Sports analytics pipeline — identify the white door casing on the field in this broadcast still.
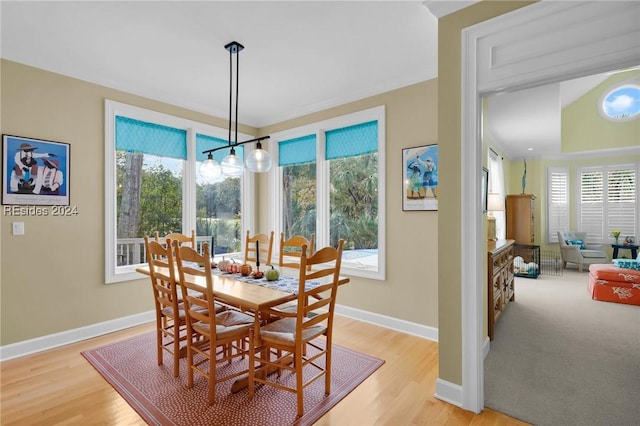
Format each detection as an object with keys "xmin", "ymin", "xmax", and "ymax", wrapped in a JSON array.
[{"xmin": 460, "ymin": 0, "xmax": 640, "ymax": 413}]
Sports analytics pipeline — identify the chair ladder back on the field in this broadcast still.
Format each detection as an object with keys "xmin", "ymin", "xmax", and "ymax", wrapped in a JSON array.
[
  {"xmin": 279, "ymin": 232, "xmax": 315, "ymax": 270},
  {"xmin": 245, "ymin": 230, "xmax": 274, "ymax": 265},
  {"xmin": 296, "ymin": 240, "xmax": 345, "ymax": 328},
  {"xmin": 155, "ymin": 230, "xmax": 197, "ymax": 250},
  {"xmin": 145, "ymin": 237, "xmax": 179, "ymax": 305},
  {"xmin": 175, "ymin": 243, "xmax": 217, "ymax": 324}
]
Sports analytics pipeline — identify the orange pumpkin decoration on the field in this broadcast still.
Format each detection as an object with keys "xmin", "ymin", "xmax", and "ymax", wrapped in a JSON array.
[{"xmin": 240, "ymin": 264, "xmax": 252, "ymax": 276}]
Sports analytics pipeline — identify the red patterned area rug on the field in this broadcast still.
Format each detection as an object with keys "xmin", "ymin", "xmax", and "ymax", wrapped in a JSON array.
[{"xmin": 82, "ymin": 332, "xmax": 383, "ymax": 426}]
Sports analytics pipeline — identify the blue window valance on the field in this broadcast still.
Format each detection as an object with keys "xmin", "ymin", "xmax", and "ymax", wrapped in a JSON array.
[
  {"xmin": 196, "ymin": 134, "xmax": 244, "ymax": 163},
  {"xmin": 279, "ymin": 134, "xmax": 317, "ymax": 166},
  {"xmin": 326, "ymin": 120, "xmax": 378, "ymax": 160},
  {"xmin": 115, "ymin": 116, "xmax": 187, "ymax": 159}
]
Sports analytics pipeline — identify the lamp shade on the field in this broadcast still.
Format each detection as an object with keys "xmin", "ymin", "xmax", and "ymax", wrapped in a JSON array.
[
  {"xmin": 487, "ymin": 193, "xmax": 504, "ymax": 212},
  {"xmin": 199, "ymin": 154, "xmax": 222, "ymax": 179},
  {"xmin": 221, "ymin": 151, "xmax": 244, "ymax": 177},
  {"xmin": 245, "ymin": 142, "xmax": 273, "ymax": 173}
]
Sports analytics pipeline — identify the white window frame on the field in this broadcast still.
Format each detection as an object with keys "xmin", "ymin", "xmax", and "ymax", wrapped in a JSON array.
[
  {"xmin": 268, "ymin": 106, "xmax": 386, "ymax": 280},
  {"xmin": 487, "ymin": 149, "xmax": 505, "ymax": 240},
  {"xmin": 104, "ymin": 100, "xmax": 256, "ymax": 283},
  {"xmin": 575, "ymin": 162, "xmax": 639, "ymax": 244},
  {"xmin": 546, "ymin": 166, "xmax": 570, "ymax": 244}
]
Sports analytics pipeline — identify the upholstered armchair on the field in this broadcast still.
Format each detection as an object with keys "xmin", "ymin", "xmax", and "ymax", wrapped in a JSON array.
[{"xmin": 557, "ymin": 231, "xmax": 608, "ymax": 272}]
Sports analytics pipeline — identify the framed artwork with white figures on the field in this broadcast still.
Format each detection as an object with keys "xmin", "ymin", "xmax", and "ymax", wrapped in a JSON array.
[
  {"xmin": 402, "ymin": 144, "xmax": 438, "ymax": 211},
  {"xmin": 2, "ymin": 134, "xmax": 70, "ymax": 206}
]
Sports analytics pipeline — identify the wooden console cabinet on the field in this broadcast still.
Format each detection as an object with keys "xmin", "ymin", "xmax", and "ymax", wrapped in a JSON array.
[
  {"xmin": 506, "ymin": 194, "xmax": 536, "ymax": 244},
  {"xmin": 488, "ymin": 239, "xmax": 515, "ymax": 340}
]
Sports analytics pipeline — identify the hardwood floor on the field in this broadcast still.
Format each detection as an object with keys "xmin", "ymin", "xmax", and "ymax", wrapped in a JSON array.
[{"xmin": 1, "ymin": 316, "xmax": 529, "ymax": 425}]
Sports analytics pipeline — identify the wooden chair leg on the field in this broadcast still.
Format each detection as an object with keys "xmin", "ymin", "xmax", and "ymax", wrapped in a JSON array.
[
  {"xmin": 156, "ymin": 320, "xmax": 163, "ymax": 366},
  {"xmin": 296, "ymin": 350, "xmax": 304, "ymax": 417},
  {"xmin": 248, "ymin": 329, "xmax": 255, "ymax": 399},
  {"xmin": 172, "ymin": 322, "xmax": 180, "ymax": 377}
]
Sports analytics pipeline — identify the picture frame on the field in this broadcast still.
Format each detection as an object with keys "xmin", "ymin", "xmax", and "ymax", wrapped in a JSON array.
[
  {"xmin": 2, "ymin": 134, "xmax": 70, "ymax": 206},
  {"xmin": 402, "ymin": 144, "xmax": 438, "ymax": 211},
  {"xmin": 482, "ymin": 166, "xmax": 489, "ymax": 213}
]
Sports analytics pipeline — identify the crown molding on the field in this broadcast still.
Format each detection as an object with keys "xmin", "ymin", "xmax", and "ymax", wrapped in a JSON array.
[{"xmin": 422, "ymin": 1, "xmax": 479, "ymax": 18}]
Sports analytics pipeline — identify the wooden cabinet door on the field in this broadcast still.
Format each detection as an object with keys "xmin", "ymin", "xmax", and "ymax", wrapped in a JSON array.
[{"xmin": 506, "ymin": 194, "xmax": 535, "ymax": 244}]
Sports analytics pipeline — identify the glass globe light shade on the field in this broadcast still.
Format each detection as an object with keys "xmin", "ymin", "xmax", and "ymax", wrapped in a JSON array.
[
  {"xmin": 245, "ymin": 142, "xmax": 273, "ymax": 173},
  {"xmin": 199, "ymin": 154, "xmax": 222, "ymax": 179},
  {"xmin": 221, "ymin": 149, "xmax": 244, "ymax": 177}
]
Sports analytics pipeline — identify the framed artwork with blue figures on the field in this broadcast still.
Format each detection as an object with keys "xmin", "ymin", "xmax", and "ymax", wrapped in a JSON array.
[
  {"xmin": 402, "ymin": 144, "xmax": 438, "ymax": 211},
  {"xmin": 2, "ymin": 134, "xmax": 70, "ymax": 206}
]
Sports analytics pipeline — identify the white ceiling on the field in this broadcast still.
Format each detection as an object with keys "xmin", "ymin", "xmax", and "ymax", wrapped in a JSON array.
[
  {"xmin": 485, "ymin": 73, "xmax": 611, "ymax": 160},
  {"xmin": 0, "ymin": 1, "xmax": 629, "ymax": 160},
  {"xmin": 1, "ymin": 1, "xmax": 438, "ymax": 128}
]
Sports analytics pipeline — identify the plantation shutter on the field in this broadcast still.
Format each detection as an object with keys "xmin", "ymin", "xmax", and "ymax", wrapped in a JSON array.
[
  {"xmin": 578, "ymin": 164, "xmax": 638, "ymax": 244},
  {"xmin": 547, "ymin": 167, "xmax": 569, "ymax": 243},
  {"xmin": 579, "ymin": 168, "xmax": 604, "ymax": 240},
  {"xmin": 607, "ymin": 167, "xmax": 636, "ymax": 238}
]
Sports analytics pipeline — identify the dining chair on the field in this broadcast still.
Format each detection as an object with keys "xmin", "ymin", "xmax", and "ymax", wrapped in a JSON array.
[
  {"xmin": 143, "ymin": 236, "xmax": 189, "ymax": 377},
  {"xmin": 174, "ymin": 242, "xmax": 255, "ymax": 404},
  {"xmin": 244, "ymin": 230, "xmax": 274, "ymax": 266},
  {"xmin": 266, "ymin": 232, "xmax": 317, "ymax": 319},
  {"xmin": 155, "ymin": 230, "xmax": 196, "ymax": 250},
  {"xmin": 279, "ymin": 232, "xmax": 315, "ymax": 271},
  {"xmin": 249, "ymin": 239, "xmax": 345, "ymax": 417}
]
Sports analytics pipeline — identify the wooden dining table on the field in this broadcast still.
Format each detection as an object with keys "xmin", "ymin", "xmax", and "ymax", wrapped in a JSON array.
[{"xmin": 136, "ymin": 262, "xmax": 349, "ymax": 391}]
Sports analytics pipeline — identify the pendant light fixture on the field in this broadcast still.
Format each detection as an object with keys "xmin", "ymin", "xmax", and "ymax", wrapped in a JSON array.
[{"xmin": 200, "ymin": 41, "xmax": 272, "ymax": 178}]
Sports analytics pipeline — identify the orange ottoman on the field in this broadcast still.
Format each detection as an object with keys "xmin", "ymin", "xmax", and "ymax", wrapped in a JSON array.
[{"xmin": 588, "ymin": 264, "xmax": 640, "ymax": 306}]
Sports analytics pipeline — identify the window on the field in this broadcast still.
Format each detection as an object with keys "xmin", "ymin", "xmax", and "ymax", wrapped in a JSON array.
[
  {"xmin": 547, "ymin": 166, "xmax": 569, "ymax": 243},
  {"xmin": 576, "ymin": 163, "xmax": 638, "ymax": 243},
  {"xmin": 269, "ymin": 106, "xmax": 386, "ymax": 280},
  {"xmin": 105, "ymin": 100, "xmax": 255, "ymax": 283},
  {"xmin": 598, "ymin": 83, "xmax": 640, "ymax": 122},
  {"xmin": 195, "ymin": 134, "xmax": 245, "ymax": 258},
  {"xmin": 487, "ymin": 149, "xmax": 505, "ymax": 239},
  {"xmin": 279, "ymin": 134, "xmax": 317, "ymax": 240}
]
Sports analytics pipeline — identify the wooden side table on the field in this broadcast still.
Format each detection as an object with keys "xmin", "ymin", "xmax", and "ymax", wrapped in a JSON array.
[{"xmin": 611, "ymin": 244, "xmax": 638, "ymax": 259}]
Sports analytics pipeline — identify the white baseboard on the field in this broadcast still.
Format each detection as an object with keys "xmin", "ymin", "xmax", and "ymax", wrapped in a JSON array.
[
  {"xmin": 0, "ymin": 311, "xmax": 154, "ymax": 361},
  {"xmin": 434, "ymin": 378, "xmax": 463, "ymax": 407},
  {"xmin": 1, "ymin": 305, "xmax": 438, "ymax": 362},
  {"xmin": 335, "ymin": 304, "xmax": 438, "ymax": 342}
]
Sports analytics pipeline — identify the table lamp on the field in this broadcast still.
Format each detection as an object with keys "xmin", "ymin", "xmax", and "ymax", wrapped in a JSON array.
[{"xmin": 487, "ymin": 193, "xmax": 504, "ymax": 241}]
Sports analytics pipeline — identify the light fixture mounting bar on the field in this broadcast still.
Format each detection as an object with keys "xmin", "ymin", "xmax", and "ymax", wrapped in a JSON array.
[
  {"xmin": 202, "ymin": 135, "xmax": 270, "ymax": 155},
  {"xmin": 225, "ymin": 41, "xmax": 244, "ymax": 53}
]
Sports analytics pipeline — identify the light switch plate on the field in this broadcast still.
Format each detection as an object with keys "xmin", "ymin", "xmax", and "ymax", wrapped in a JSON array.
[{"xmin": 12, "ymin": 222, "xmax": 25, "ymax": 235}]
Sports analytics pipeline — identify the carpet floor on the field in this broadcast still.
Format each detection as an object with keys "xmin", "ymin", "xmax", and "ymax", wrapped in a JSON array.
[
  {"xmin": 485, "ymin": 269, "xmax": 640, "ymax": 426},
  {"xmin": 82, "ymin": 332, "xmax": 384, "ymax": 426}
]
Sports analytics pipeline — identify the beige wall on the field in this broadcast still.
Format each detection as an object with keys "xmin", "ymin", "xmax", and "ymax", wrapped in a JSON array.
[
  {"xmin": 1, "ymin": 60, "xmax": 439, "ymax": 346},
  {"xmin": 0, "ymin": 59, "xmax": 255, "ymax": 345},
  {"xmin": 562, "ymin": 70, "xmax": 640, "ymax": 153},
  {"xmin": 437, "ymin": 0, "xmax": 534, "ymax": 385},
  {"xmin": 259, "ymin": 80, "xmax": 440, "ymax": 325}
]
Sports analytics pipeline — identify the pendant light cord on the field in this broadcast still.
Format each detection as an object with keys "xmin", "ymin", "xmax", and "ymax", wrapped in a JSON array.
[
  {"xmin": 228, "ymin": 44, "xmax": 233, "ymax": 146},
  {"xmin": 235, "ymin": 44, "xmax": 240, "ymax": 148},
  {"xmin": 227, "ymin": 42, "xmax": 241, "ymax": 149}
]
